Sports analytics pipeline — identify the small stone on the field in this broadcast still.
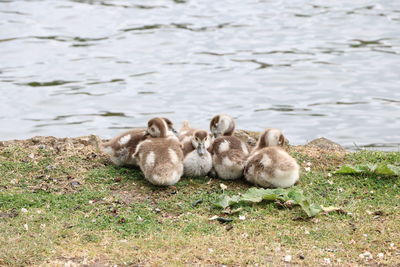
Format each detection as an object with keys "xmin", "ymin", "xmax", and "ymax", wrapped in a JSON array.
[
  {"xmin": 23, "ymin": 224, "xmax": 29, "ymax": 231},
  {"xmin": 28, "ymin": 153, "xmax": 35, "ymax": 159},
  {"xmin": 377, "ymin": 253, "xmax": 384, "ymax": 258},
  {"xmin": 327, "ymin": 180, "xmax": 334, "ymax": 185},
  {"xmin": 208, "ymin": 248, "xmax": 214, "ymax": 253},
  {"xmin": 327, "ymin": 173, "xmax": 332, "ymax": 177},
  {"xmin": 10, "ymin": 179, "xmax": 19, "ymax": 184},
  {"xmin": 306, "ymin": 162, "xmax": 312, "ymax": 167},
  {"xmin": 323, "ymin": 258, "xmax": 331, "ymax": 264},
  {"xmin": 283, "ymin": 255, "xmax": 292, "ymax": 262},
  {"xmin": 239, "ymin": 215, "xmax": 246, "ymax": 220},
  {"xmin": 304, "ymin": 167, "xmax": 311, "ymax": 172},
  {"xmin": 304, "ymin": 230, "xmax": 310, "ymax": 235},
  {"xmin": 70, "ymin": 181, "xmax": 81, "ymax": 187},
  {"xmin": 299, "ymin": 255, "xmax": 305, "ymax": 260},
  {"xmin": 359, "ymin": 251, "xmax": 372, "ymax": 260},
  {"xmin": 21, "ymin": 208, "xmax": 28, "ymax": 213},
  {"xmin": 137, "ymin": 216, "xmax": 143, "ymax": 222},
  {"xmin": 40, "ymin": 224, "xmax": 46, "ymax": 229}
]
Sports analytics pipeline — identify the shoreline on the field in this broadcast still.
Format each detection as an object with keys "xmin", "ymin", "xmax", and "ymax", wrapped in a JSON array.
[{"xmin": 1, "ymin": 132, "xmax": 397, "ymax": 152}]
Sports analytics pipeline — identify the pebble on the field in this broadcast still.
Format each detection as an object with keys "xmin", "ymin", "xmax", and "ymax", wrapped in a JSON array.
[
  {"xmin": 323, "ymin": 258, "xmax": 331, "ymax": 264},
  {"xmin": 283, "ymin": 255, "xmax": 292, "ymax": 262},
  {"xmin": 359, "ymin": 251, "xmax": 373, "ymax": 259}
]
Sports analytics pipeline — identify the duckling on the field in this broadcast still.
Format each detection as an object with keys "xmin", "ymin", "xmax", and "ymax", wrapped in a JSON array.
[
  {"xmin": 244, "ymin": 128, "xmax": 299, "ymax": 188},
  {"xmin": 210, "ymin": 114, "xmax": 235, "ymax": 138},
  {"xmin": 133, "ymin": 127, "xmax": 184, "ymax": 186},
  {"xmin": 179, "ymin": 121, "xmax": 212, "ymax": 176},
  {"xmin": 209, "ymin": 114, "xmax": 249, "ymax": 180},
  {"xmin": 101, "ymin": 117, "xmax": 177, "ymax": 166}
]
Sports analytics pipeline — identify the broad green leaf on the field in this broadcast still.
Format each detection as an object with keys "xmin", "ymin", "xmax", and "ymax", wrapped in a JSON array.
[
  {"xmin": 360, "ymin": 164, "xmax": 376, "ymax": 172},
  {"xmin": 213, "ymin": 187, "xmax": 323, "ymax": 217},
  {"xmin": 336, "ymin": 163, "xmax": 399, "ymax": 176},
  {"xmin": 299, "ymin": 200, "xmax": 322, "ymax": 217},
  {"xmin": 375, "ymin": 164, "xmax": 397, "ymax": 175},
  {"xmin": 240, "ymin": 188, "xmax": 270, "ymax": 202},
  {"xmin": 287, "ymin": 189, "xmax": 305, "ymax": 204},
  {"xmin": 214, "ymin": 195, "xmax": 240, "ymax": 209},
  {"xmin": 335, "ymin": 165, "xmax": 363, "ymax": 174}
]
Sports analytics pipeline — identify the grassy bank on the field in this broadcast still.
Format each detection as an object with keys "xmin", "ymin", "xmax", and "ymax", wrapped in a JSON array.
[{"xmin": 0, "ymin": 136, "xmax": 399, "ymax": 266}]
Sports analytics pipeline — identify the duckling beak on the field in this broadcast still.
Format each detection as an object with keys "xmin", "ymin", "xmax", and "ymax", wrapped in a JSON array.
[
  {"xmin": 196, "ymin": 145, "xmax": 206, "ymax": 156},
  {"xmin": 212, "ymin": 130, "xmax": 219, "ymax": 138},
  {"xmin": 171, "ymin": 127, "xmax": 179, "ymax": 136}
]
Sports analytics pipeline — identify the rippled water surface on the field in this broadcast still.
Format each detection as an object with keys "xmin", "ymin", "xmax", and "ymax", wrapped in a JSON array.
[{"xmin": 1, "ymin": 0, "xmax": 400, "ymax": 150}]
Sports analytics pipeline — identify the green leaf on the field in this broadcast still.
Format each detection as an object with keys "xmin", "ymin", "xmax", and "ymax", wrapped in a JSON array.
[
  {"xmin": 336, "ymin": 163, "xmax": 400, "ymax": 176},
  {"xmin": 375, "ymin": 164, "xmax": 397, "ymax": 175},
  {"xmin": 213, "ymin": 187, "xmax": 322, "ymax": 217},
  {"xmin": 298, "ymin": 200, "xmax": 322, "ymax": 217},
  {"xmin": 214, "ymin": 195, "xmax": 240, "ymax": 209},
  {"xmin": 335, "ymin": 165, "xmax": 363, "ymax": 174},
  {"xmin": 241, "ymin": 188, "xmax": 275, "ymax": 202},
  {"xmin": 287, "ymin": 189, "xmax": 305, "ymax": 204}
]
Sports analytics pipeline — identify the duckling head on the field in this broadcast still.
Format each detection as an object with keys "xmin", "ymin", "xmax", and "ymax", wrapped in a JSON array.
[
  {"xmin": 161, "ymin": 117, "xmax": 178, "ymax": 136},
  {"xmin": 145, "ymin": 117, "xmax": 177, "ymax": 138},
  {"xmin": 146, "ymin": 117, "xmax": 168, "ymax": 137},
  {"xmin": 210, "ymin": 114, "xmax": 235, "ymax": 138},
  {"xmin": 191, "ymin": 130, "xmax": 211, "ymax": 156},
  {"xmin": 256, "ymin": 128, "xmax": 285, "ymax": 149}
]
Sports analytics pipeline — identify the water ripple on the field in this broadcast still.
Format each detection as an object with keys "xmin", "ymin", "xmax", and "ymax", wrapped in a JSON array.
[{"xmin": 0, "ymin": 0, "xmax": 399, "ymax": 150}]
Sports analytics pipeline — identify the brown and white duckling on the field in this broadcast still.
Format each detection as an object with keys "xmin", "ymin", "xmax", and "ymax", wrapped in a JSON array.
[
  {"xmin": 210, "ymin": 114, "xmax": 235, "ymax": 138},
  {"xmin": 101, "ymin": 117, "xmax": 177, "ymax": 166},
  {"xmin": 133, "ymin": 125, "xmax": 184, "ymax": 186},
  {"xmin": 179, "ymin": 121, "xmax": 212, "ymax": 177},
  {"xmin": 244, "ymin": 128, "xmax": 299, "ymax": 188},
  {"xmin": 209, "ymin": 114, "xmax": 249, "ymax": 180}
]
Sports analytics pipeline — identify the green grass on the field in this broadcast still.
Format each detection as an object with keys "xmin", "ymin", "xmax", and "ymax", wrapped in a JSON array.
[{"xmin": 0, "ymin": 141, "xmax": 399, "ymax": 266}]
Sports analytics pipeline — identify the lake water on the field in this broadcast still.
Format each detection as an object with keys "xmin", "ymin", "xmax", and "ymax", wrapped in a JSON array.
[{"xmin": 1, "ymin": 0, "xmax": 399, "ymax": 150}]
